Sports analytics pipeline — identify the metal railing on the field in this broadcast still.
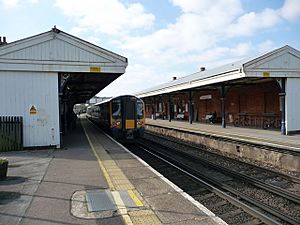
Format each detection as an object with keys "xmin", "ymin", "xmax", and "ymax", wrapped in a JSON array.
[{"xmin": 0, "ymin": 116, "xmax": 23, "ymax": 151}]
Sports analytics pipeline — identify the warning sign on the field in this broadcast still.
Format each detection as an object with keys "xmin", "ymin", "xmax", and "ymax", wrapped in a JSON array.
[{"xmin": 30, "ymin": 105, "xmax": 37, "ymax": 115}]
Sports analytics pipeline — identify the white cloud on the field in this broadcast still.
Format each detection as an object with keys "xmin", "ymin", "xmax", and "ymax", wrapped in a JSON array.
[
  {"xmin": 1, "ymin": 0, "xmax": 38, "ymax": 8},
  {"xmin": 54, "ymin": 0, "xmax": 155, "ymax": 35},
  {"xmin": 169, "ymin": 0, "xmax": 242, "ymax": 16},
  {"xmin": 227, "ymin": 8, "xmax": 281, "ymax": 37},
  {"xmin": 1, "ymin": 0, "xmax": 19, "ymax": 8},
  {"xmin": 51, "ymin": 0, "xmax": 297, "ymax": 96},
  {"xmin": 280, "ymin": 0, "xmax": 300, "ymax": 21},
  {"xmin": 257, "ymin": 40, "xmax": 277, "ymax": 54},
  {"xmin": 119, "ymin": 0, "xmax": 251, "ymax": 70}
]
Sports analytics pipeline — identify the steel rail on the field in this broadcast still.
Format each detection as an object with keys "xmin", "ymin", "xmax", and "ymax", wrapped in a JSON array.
[
  {"xmin": 146, "ymin": 131, "xmax": 300, "ymax": 184},
  {"xmin": 141, "ymin": 137, "xmax": 300, "ymax": 205},
  {"xmin": 136, "ymin": 141, "xmax": 299, "ymax": 225},
  {"xmin": 134, "ymin": 143, "xmax": 282, "ymax": 225}
]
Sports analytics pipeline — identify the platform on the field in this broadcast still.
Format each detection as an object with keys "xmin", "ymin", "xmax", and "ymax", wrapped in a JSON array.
[
  {"xmin": 146, "ymin": 119, "xmax": 300, "ymax": 151},
  {"xmin": 145, "ymin": 119, "xmax": 300, "ymax": 173},
  {"xmin": 0, "ymin": 118, "xmax": 227, "ymax": 225}
]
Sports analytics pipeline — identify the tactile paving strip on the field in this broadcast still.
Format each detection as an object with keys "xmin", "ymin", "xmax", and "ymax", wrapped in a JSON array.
[{"xmin": 129, "ymin": 210, "xmax": 163, "ymax": 225}]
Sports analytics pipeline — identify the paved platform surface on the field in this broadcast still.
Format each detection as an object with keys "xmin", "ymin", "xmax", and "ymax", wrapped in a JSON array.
[
  {"xmin": 0, "ymin": 122, "xmax": 123, "ymax": 225},
  {"xmin": 146, "ymin": 119, "xmax": 300, "ymax": 151},
  {"xmin": 0, "ymin": 118, "xmax": 226, "ymax": 225}
]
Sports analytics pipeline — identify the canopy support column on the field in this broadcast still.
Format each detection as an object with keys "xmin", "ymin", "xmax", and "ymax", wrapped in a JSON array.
[
  {"xmin": 168, "ymin": 94, "xmax": 172, "ymax": 122},
  {"xmin": 189, "ymin": 89, "xmax": 193, "ymax": 124},
  {"xmin": 220, "ymin": 85, "xmax": 226, "ymax": 128},
  {"xmin": 279, "ymin": 78, "xmax": 286, "ymax": 135}
]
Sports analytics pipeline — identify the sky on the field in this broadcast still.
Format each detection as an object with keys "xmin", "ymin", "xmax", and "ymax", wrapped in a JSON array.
[{"xmin": 1, "ymin": 0, "xmax": 300, "ymax": 97}]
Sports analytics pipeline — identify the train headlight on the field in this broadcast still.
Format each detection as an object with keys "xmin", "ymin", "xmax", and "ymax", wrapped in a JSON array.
[
  {"xmin": 112, "ymin": 120, "xmax": 121, "ymax": 128},
  {"xmin": 137, "ymin": 121, "xmax": 144, "ymax": 126}
]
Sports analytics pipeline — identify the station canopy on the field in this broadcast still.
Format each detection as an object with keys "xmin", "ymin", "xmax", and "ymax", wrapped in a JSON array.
[
  {"xmin": 0, "ymin": 27, "xmax": 128, "ymax": 103},
  {"xmin": 136, "ymin": 45, "xmax": 300, "ymax": 97}
]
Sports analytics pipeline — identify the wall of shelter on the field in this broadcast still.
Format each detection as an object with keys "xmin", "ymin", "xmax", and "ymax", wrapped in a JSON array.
[{"xmin": 144, "ymin": 80, "xmax": 281, "ymax": 128}]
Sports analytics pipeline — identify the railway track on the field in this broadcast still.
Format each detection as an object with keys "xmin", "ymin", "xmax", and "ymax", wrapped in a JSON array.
[
  {"xmin": 124, "ymin": 135, "xmax": 300, "ymax": 225},
  {"xmin": 145, "ymin": 132, "xmax": 300, "ymax": 186}
]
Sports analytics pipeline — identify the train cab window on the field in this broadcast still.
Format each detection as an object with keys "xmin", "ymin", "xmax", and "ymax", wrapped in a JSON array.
[
  {"xmin": 112, "ymin": 100, "xmax": 121, "ymax": 119},
  {"xmin": 137, "ymin": 100, "xmax": 144, "ymax": 119}
]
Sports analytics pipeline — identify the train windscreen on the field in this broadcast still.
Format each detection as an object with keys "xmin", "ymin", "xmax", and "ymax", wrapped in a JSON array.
[
  {"xmin": 112, "ymin": 99, "xmax": 121, "ymax": 119},
  {"xmin": 136, "ymin": 100, "xmax": 144, "ymax": 119}
]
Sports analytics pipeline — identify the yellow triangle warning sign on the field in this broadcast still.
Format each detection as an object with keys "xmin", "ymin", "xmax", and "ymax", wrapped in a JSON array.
[{"xmin": 30, "ymin": 105, "xmax": 37, "ymax": 115}]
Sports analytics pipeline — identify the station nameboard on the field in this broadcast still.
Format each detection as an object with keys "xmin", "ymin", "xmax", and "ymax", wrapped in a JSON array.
[
  {"xmin": 200, "ymin": 94, "xmax": 212, "ymax": 100},
  {"xmin": 90, "ymin": 67, "xmax": 102, "ymax": 73}
]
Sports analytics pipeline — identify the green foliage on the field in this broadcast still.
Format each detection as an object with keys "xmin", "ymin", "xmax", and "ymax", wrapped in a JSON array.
[{"xmin": 0, "ymin": 159, "xmax": 8, "ymax": 165}]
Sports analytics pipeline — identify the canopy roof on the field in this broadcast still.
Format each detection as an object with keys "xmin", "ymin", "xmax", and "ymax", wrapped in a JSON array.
[
  {"xmin": 0, "ymin": 27, "xmax": 128, "ymax": 103},
  {"xmin": 136, "ymin": 45, "xmax": 300, "ymax": 98}
]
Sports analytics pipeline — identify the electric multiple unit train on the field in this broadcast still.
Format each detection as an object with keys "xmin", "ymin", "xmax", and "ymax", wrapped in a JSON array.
[{"xmin": 86, "ymin": 95, "xmax": 145, "ymax": 141}]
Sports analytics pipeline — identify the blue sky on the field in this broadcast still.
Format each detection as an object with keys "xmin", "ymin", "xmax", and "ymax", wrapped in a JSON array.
[{"xmin": 1, "ymin": 0, "xmax": 300, "ymax": 97}]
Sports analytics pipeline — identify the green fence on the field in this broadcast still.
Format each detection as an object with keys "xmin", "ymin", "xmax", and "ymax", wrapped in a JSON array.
[{"xmin": 0, "ymin": 116, "xmax": 23, "ymax": 151}]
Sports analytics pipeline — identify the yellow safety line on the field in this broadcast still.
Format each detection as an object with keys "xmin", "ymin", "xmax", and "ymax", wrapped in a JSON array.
[
  {"xmin": 82, "ymin": 124, "xmax": 115, "ymax": 190},
  {"xmin": 128, "ymin": 190, "xmax": 143, "ymax": 207},
  {"xmin": 111, "ymin": 191, "xmax": 134, "ymax": 225},
  {"xmin": 81, "ymin": 121, "xmax": 134, "ymax": 225}
]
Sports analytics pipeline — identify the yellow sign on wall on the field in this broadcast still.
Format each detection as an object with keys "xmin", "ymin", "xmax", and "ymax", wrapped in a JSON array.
[
  {"xmin": 30, "ymin": 105, "xmax": 37, "ymax": 115},
  {"xmin": 90, "ymin": 67, "xmax": 101, "ymax": 73},
  {"xmin": 263, "ymin": 72, "xmax": 270, "ymax": 77}
]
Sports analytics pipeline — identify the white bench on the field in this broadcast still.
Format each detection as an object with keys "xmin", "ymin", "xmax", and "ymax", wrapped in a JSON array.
[
  {"xmin": 204, "ymin": 114, "xmax": 212, "ymax": 123},
  {"xmin": 176, "ymin": 114, "xmax": 184, "ymax": 120}
]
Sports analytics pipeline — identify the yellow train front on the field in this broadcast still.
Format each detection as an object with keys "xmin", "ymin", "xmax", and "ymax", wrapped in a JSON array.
[{"xmin": 86, "ymin": 95, "xmax": 145, "ymax": 141}]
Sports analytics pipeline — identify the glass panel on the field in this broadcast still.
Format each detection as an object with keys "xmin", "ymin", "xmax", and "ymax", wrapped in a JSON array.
[
  {"xmin": 137, "ymin": 100, "xmax": 144, "ymax": 119},
  {"xmin": 112, "ymin": 99, "xmax": 121, "ymax": 119}
]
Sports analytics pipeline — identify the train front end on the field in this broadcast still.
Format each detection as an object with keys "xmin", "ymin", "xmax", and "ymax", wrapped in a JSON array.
[{"xmin": 110, "ymin": 95, "xmax": 145, "ymax": 141}]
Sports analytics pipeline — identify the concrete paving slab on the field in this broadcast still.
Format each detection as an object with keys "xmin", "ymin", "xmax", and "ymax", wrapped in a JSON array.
[
  {"xmin": 122, "ymin": 166, "xmax": 158, "ymax": 180},
  {"xmin": 146, "ymin": 192, "xmax": 212, "ymax": 224},
  {"xmin": 0, "ymin": 151, "xmax": 52, "ymax": 225},
  {"xmin": 129, "ymin": 176, "xmax": 177, "ymax": 197},
  {"xmin": 115, "ymin": 159, "xmax": 146, "ymax": 168},
  {"xmin": 109, "ymin": 153, "xmax": 135, "ymax": 160},
  {"xmin": 1, "ymin": 122, "xmax": 125, "ymax": 225}
]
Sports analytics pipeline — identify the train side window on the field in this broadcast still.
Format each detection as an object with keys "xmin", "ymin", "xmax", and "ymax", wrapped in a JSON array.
[
  {"xmin": 112, "ymin": 100, "xmax": 121, "ymax": 119},
  {"xmin": 137, "ymin": 100, "xmax": 144, "ymax": 119}
]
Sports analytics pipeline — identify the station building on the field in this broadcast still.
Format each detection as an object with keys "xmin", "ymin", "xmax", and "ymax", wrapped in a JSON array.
[
  {"xmin": 136, "ymin": 46, "xmax": 300, "ymax": 135},
  {"xmin": 0, "ymin": 27, "xmax": 127, "ymax": 148}
]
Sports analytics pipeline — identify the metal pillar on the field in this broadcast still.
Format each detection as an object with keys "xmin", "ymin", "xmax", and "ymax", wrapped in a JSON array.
[
  {"xmin": 279, "ymin": 78, "xmax": 286, "ymax": 135},
  {"xmin": 153, "ymin": 97, "xmax": 157, "ymax": 120},
  {"xmin": 168, "ymin": 94, "xmax": 172, "ymax": 122},
  {"xmin": 188, "ymin": 89, "xmax": 193, "ymax": 124},
  {"xmin": 220, "ymin": 85, "xmax": 226, "ymax": 128}
]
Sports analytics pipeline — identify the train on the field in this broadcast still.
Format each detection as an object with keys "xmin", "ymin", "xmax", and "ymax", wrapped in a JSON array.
[{"xmin": 86, "ymin": 95, "xmax": 145, "ymax": 141}]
